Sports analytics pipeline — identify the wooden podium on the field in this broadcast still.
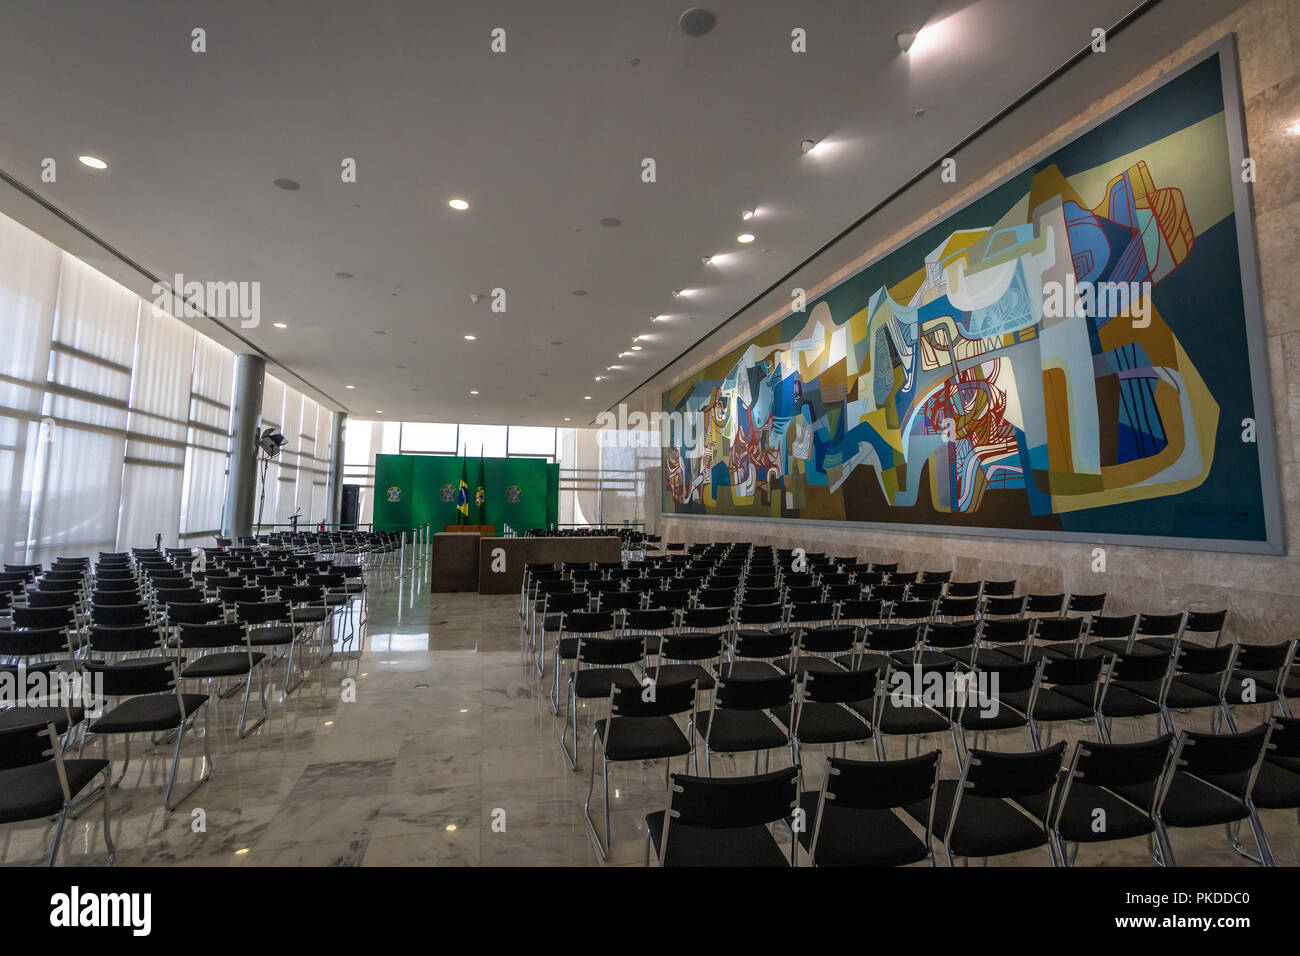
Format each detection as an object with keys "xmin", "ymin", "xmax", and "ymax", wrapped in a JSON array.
[{"xmin": 443, "ymin": 524, "xmax": 496, "ymax": 535}]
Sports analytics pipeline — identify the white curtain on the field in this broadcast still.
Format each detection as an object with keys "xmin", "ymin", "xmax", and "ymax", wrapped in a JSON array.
[{"xmin": 178, "ymin": 334, "xmax": 233, "ymax": 542}]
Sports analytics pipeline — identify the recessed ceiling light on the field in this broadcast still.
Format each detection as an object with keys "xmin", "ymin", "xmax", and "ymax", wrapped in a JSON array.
[
  {"xmin": 448, "ymin": 198, "xmax": 470, "ymax": 210},
  {"xmin": 631, "ymin": 345, "xmax": 642, "ymax": 351},
  {"xmin": 564, "ymin": 417, "xmax": 572, "ymax": 422},
  {"xmin": 741, "ymin": 209, "xmax": 754, "ymax": 221},
  {"xmin": 446, "ymin": 824, "xmax": 458, "ymax": 832},
  {"xmin": 335, "ymin": 271, "xmax": 353, "ymax": 279},
  {"xmin": 915, "ymin": 108, "xmax": 926, "ymax": 118},
  {"xmin": 470, "ymin": 390, "xmax": 479, "ymax": 395},
  {"xmin": 737, "ymin": 233, "xmax": 755, "ymax": 243},
  {"xmin": 272, "ymin": 322, "xmax": 288, "ymax": 329},
  {"xmin": 272, "ymin": 177, "xmax": 300, "ymax": 190},
  {"xmin": 572, "ymin": 289, "xmax": 588, "ymax": 296},
  {"xmin": 1286, "ymin": 120, "xmax": 1300, "ymax": 135},
  {"xmin": 679, "ymin": 7, "xmax": 717, "ymax": 36},
  {"xmin": 345, "ymin": 384, "xmax": 356, "ymax": 389},
  {"xmin": 375, "ymin": 410, "xmax": 383, "ymax": 414},
  {"xmin": 78, "ymin": 155, "xmax": 108, "ymax": 170},
  {"xmin": 584, "ymin": 395, "xmax": 592, "ymax": 400},
  {"xmin": 599, "ymin": 217, "xmax": 621, "ymax": 228},
  {"xmin": 594, "ymin": 376, "xmax": 603, "ymax": 381},
  {"xmin": 463, "ymin": 334, "xmax": 476, "ymax": 341}
]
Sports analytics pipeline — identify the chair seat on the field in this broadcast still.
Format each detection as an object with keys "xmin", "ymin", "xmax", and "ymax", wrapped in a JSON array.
[
  {"xmin": 945, "ymin": 647, "xmax": 1026, "ymax": 669},
  {"xmin": 291, "ymin": 607, "xmax": 330, "ymax": 623},
  {"xmin": 595, "ymin": 716, "xmax": 691, "ymax": 761},
  {"xmin": 1163, "ymin": 676, "xmax": 1227, "ymax": 709},
  {"xmin": 0, "ymin": 705, "xmax": 85, "ymax": 734},
  {"xmin": 1199, "ymin": 760, "xmax": 1300, "ymax": 811},
  {"xmin": 181, "ymin": 651, "xmax": 266, "ymax": 678},
  {"xmin": 1059, "ymin": 685, "xmax": 1161, "ymax": 719},
  {"xmin": 90, "ymin": 693, "xmax": 209, "ymax": 734},
  {"xmin": 869, "ymin": 698, "xmax": 950, "ymax": 735},
  {"xmin": 1113, "ymin": 773, "xmax": 1248, "ymax": 828},
  {"xmin": 795, "ymin": 790, "xmax": 928, "ymax": 866},
  {"xmin": 1235, "ymin": 668, "xmax": 1300, "ymax": 698},
  {"xmin": 572, "ymin": 667, "xmax": 639, "ymax": 699},
  {"xmin": 894, "ymin": 649, "xmax": 969, "ymax": 669},
  {"xmin": 774, "ymin": 655, "xmax": 844, "ymax": 675},
  {"xmin": 0, "ymin": 758, "xmax": 109, "ymax": 824},
  {"xmin": 1179, "ymin": 673, "xmax": 1276, "ymax": 705},
  {"xmin": 959, "ymin": 698, "xmax": 1029, "ymax": 732},
  {"xmin": 906, "ymin": 779, "xmax": 1049, "ymax": 858},
  {"xmin": 836, "ymin": 652, "xmax": 890, "ymax": 672},
  {"xmin": 1014, "ymin": 771, "xmax": 1154, "ymax": 843},
  {"xmin": 1003, "ymin": 687, "xmax": 1095, "ymax": 722},
  {"xmin": 1090, "ymin": 639, "xmax": 1163, "ymax": 658},
  {"xmin": 735, "ymin": 628, "xmax": 794, "ymax": 641},
  {"xmin": 644, "ymin": 810, "xmax": 789, "ymax": 867},
  {"xmin": 716, "ymin": 660, "xmax": 782, "ymax": 680},
  {"xmin": 653, "ymin": 663, "xmax": 714, "ymax": 692},
  {"xmin": 246, "ymin": 625, "xmax": 295, "ymax": 646},
  {"xmin": 694, "ymin": 710, "xmax": 787, "ymax": 754},
  {"xmin": 771, "ymin": 702, "xmax": 871, "ymax": 744},
  {"xmin": 0, "ymin": 659, "xmax": 66, "ymax": 676}
]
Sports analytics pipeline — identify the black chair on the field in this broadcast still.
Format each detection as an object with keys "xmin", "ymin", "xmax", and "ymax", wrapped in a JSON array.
[
  {"xmin": 585, "ymin": 676, "xmax": 696, "ymax": 859},
  {"xmin": 1010, "ymin": 653, "xmax": 1108, "ymax": 747},
  {"xmin": 1025, "ymin": 593, "xmax": 1065, "ymax": 617},
  {"xmin": 1140, "ymin": 609, "xmax": 1226, "ymax": 652},
  {"xmin": 1025, "ymin": 616, "xmax": 1088, "ymax": 661},
  {"xmin": 536, "ymin": 589, "xmax": 589, "ymax": 682},
  {"xmin": 645, "ymin": 765, "xmax": 801, "ymax": 866},
  {"xmin": 798, "ymin": 750, "xmax": 940, "ymax": 866},
  {"xmin": 1207, "ymin": 716, "xmax": 1300, "ymax": 864},
  {"xmin": 955, "ymin": 659, "xmax": 1042, "ymax": 761},
  {"xmin": 906, "ymin": 741, "xmax": 1067, "ymax": 866},
  {"xmin": 652, "ymin": 631, "xmax": 723, "ymax": 695},
  {"xmin": 177, "ymin": 621, "xmax": 268, "ymax": 738},
  {"xmin": 694, "ymin": 671, "xmax": 797, "ymax": 776},
  {"xmin": 0, "ymin": 719, "xmax": 114, "ymax": 865},
  {"xmin": 545, "ymin": 601, "xmax": 605, "ymax": 713},
  {"xmin": 84, "ymin": 657, "xmax": 212, "ymax": 811},
  {"xmin": 945, "ymin": 581, "xmax": 982, "ymax": 599},
  {"xmin": 774, "ymin": 667, "xmax": 878, "ymax": 763},
  {"xmin": 838, "ymin": 622, "xmax": 921, "ymax": 672},
  {"xmin": 780, "ymin": 624, "xmax": 856, "ymax": 675},
  {"xmin": 1111, "ymin": 724, "xmax": 1272, "ymax": 866},
  {"xmin": 725, "ymin": 628, "xmax": 796, "ymax": 679},
  {"xmin": 1206, "ymin": 639, "xmax": 1297, "ymax": 725},
  {"xmin": 559, "ymin": 623, "xmax": 638, "ymax": 768},
  {"xmin": 1015, "ymin": 734, "xmax": 1173, "ymax": 866},
  {"xmin": 234, "ymin": 600, "xmax": 304, "ymax": 695},
  {"xmin": 1060, "ymin": 649, "xmax": 1169, "ymax": 742}
]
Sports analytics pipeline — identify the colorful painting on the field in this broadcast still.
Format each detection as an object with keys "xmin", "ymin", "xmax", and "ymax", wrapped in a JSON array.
[{"xmin": 662, "ymin": 44, "xmax": 1280, "ymax": 552}]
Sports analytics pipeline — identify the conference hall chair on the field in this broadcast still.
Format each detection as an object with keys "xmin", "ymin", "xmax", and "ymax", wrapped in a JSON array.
[
  {"xmin": 561, "ymin": 630, "xmax": 644, "ymax": 770},
  {"xmin": 645, "ymin": 764, "xmax": 801, "ymax": 866},
  {"xmin": 694, "ymin": 671, "xmax": 797, "ymax": 776},
  {"xmin": 797, "ymin": 750, "xmax": 939, "ymax": 866},
  {"xmin": 177, "ymin": 621, "xmax": 269, "ymax": 738},
  {"xmin": 774, "ymin": 667, "xmax": 878, "ymax": 765},
  {"xmin": 584, "ymin": 676, "xmax": 696, "ymax": 859}
]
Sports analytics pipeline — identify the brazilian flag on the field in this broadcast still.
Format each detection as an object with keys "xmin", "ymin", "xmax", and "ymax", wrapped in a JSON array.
[{"xmin": 455, "ymin": 457, "xmax": 470, "ymax": 523}]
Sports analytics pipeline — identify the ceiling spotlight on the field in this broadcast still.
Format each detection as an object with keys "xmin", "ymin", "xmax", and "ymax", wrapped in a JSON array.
[
  {"xmin": 448, "ymin": 198, "xmax": 470, "ymax": 210},
  {"xmin": 896, "ymin": 29, "xmax": 917, "ymax": 53},
  {"xmin": 741, "ymin": 209, "xmax": 754, "ymax": 221},
  {"xmin": 345, "ymin": 384, "xmax": 356, "ymax": 389},
  {"xmin": 800, "ymin": 139, "xmax": 818, "ymax": 154},
  {"xmin": 701, "ymin": 256, "xmax": 712, "ymax": 265},
  {"xmin": 737, "ymin": 233, "xmax": 755, "ymax": 243},
  {"xmin": 78, "ymin": 155, "xmax": 108, "ymax": 170},
  {"xmin": 1287, "ymin": 120, "xmax": 1300, "ymax": 136},
  {"xmin": 672, "ymin": 289, "xmax": 681, "ymax": 297},
  {"xmin": 272, "ymin": 322, "xmax": 288, "ymax": 329},
  {"xmin": 463, "ymin": 334, "xmax": 476, "ymax": 341},
  {"xmin": 594, "ymin": 376, "xmax": 603, "ymax": 381}
]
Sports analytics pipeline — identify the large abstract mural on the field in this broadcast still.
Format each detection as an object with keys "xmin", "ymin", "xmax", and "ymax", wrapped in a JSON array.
[{"xmin": 662, "ymin": 44, "xmax": 1280, "ymax": 551}]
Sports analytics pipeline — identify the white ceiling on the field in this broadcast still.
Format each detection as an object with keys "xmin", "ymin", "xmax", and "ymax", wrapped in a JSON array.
[{"xmin": 0, "ymin": 0, "xmax": 1245, "ymax": 424}]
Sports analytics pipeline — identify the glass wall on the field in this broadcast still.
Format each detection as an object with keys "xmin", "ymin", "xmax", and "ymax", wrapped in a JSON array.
[{"xmin": 0, "ymin": 208, "xmax": 333, "ymax": 562}]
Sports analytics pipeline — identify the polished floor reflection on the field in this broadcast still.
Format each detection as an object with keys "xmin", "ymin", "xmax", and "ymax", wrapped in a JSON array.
[{"xmin": 2, "ymin": 557, "xmax": 1297, "ymax": 867}]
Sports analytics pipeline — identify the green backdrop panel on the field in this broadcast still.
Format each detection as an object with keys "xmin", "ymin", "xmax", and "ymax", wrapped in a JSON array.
[
  {"xmin": 546, "ymin": 463, "xmax": 559, "ymax": 528},
  {"xmin": 482, "ymin": 457, "xmax": 549, "ymax": 533},
  {"xmin": 372, "ymin": 455, "xmax": 412, "ymax": 531},
  {"xmin": 374, "ymin": 454, "xmax": 555, "ymax": 533}
]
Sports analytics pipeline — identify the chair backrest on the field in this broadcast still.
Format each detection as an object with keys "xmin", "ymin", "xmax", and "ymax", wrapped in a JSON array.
[
  {"xmin": 936, "ymin": 596, "xmax": 979, "ymax": 620},
  {"xmin": 90, "ymin": 603, "xmax": 150, "ymax": 627},
  {"xmin": 664, "ymin": 765, "xmax": 800, "ymax": 836},
  {"xmin": 713, "ymin": 670, "xmax": 797, "ymax": 713},
  {"xmin": 864, "ymin": 623, "xmax": 922, "ymax": 653},
  {"xmin": 838, "ymin": 598, "xmax": 885, "ymax": 623},
  {"xmin": 981, "ymin": 618, "xmax": 1032, "ymax": 647},
  {"xmin": 166, "ymin": 601, "xmax": 224, "ymax": 625},
  {"xmin": 87, "ymin": 624, "xmax": 164, "ymax": 654},
  {"xmin": 1068, "ymin": 734, "xmax": 1173, "ymax": 791},
  {"xmin": 982, "ymin": 595, "xmax": 1026, "ymax": 618},
  {"xmin": 612, "ymin": 675, "xmax": 695, "ymax": 718},
  {"xmin": 650, "ymin": 588, "xmax": 692, "ymax": 610},
  {"xmin": 1032, "ymin": 616, "xmax": 1085, "ymax": 645},
  {"xmin": 0, "ymin": 626, "xmax": 70, "ymax": 657},
  {"xmin": 1041, "ymin": 653, "xmax": 1104, "ymax": 688},
  {"xmin": 1025, "ymin": 593, "xmax": 1065, "ymax": 615},
  {"xmin": 797, "ymin": 624, "xmax": 857, "ymax": 655},
  {"xmin": 1174, "ymin": 724, "xmax": 1269, "ymax": 793},
  {"xmin": 870, "ymin": 584, "xmax": 907, "ymax": 603},
  {"xmin": 1137, "ymin": 612, "xmax": 1185, "ymax": 638},
  {"xmin": 907, "ymin": 582, "xmax": 944, "ymax": 602},
  {"xmin": 1174, "ymin": 642, "xmax": 1237, "ymax": 678},
  {"xmin": 219, "ymin": 586, "xmax": 266, "ymax": 606},
  {"xmin": 562, "ymin": 610, "xmax": 616, "ymax": 634},
  {"xmin": 732, "ymin": 629, "xmax": 794, "ymax": 660},
  {"xmin": 12, "ymin": 606, "xmax": 74, "ymax": 629},
  {"xmin": 544, "ymin": 591, "xmax": 590, "ymax": 614},
  {"xmin": 785, "ymin": 585, "xmax": 824, "ymax": 604},
  {"xmin": 892, "ymin": 598, "xmax": 936, "ymax": 622},
  {"xmin": 179, "ymin": 621, "xmax": 249, "ymax": 650},
  {"xmin": 658, "ymin": 631, "xmax": 724, "ymax": 664},
  {"xmin": 1183, "ymin": 609, "xmax": 1227, "ymax": 642},
  {"xmin": 1235, "ymin": 639, "xmax": 1296, "ymax": 675},
  {"xmin": 825, "ymin": 750, "xmax": 940, "ymax": 810},
  {"xmin": 981, "ymin": 580, "xmax": 1017, "ymax": 597},
  {"xmin": 680, "ymin": 606, "xmax": 731, "ymax": 630},
  {"xmin": 1067, "ymin": 592, "xmax": 1107, "ymax": 615},
  {"xmin": 963, "ymin": 742, "xmax": 1066, "ymax": 798},
  {"xmin": 85, "ymin": 658, "xmax": 179, "ymax": 697},
  {"xmin": 24, "ymin": 590, "xmax": 79, "ymax": 609},
  {"xmin": 623, "ymin": 608, "xmax": 675, "ymax": 632},
  {"xmin": 575, "ymin": 633, "xmax": 644, "ymax": 667},
  {"xmin": 788, "ymin": 601, "xmax": 835, "ymax": 624},
  {"xmin": 1087, "ymin": 614, "xmax": 1137, "ymax": 641},
  {"xmin": 945, "ymin": 581, "xmax": 982, "ymax": 598},
  {"xmin": 235, "ymin": 600, "xmax": 290, "ymax": 626},
  {"xmin": 1266, "ymin": 716, "xmax": 1300, "ymax": 760},
  {"xmin": 598, "ymin": 591, "xmax": 642, "ymax": 613},
  {"xmin": 803, "ymin": 666, "xmax": 879, "ymax": 705},
  {"xmin": 280, "ymin": 584, "xmax": 325, "ymax": 606},
  {"xmin": 923, "ymin": 621, "xmax": 978, "ymax": 650}
]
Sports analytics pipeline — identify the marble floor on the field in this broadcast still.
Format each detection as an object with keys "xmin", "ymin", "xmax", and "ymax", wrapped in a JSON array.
[{"xmin": 1, "ymin": 556, "xmax": 1296, "ymax": 867}]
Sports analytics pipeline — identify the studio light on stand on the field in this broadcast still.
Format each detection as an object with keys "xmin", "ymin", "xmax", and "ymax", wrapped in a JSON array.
[{"xmin": 254, "ymin": 426, "xmax": 289, "ymax": 536}]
